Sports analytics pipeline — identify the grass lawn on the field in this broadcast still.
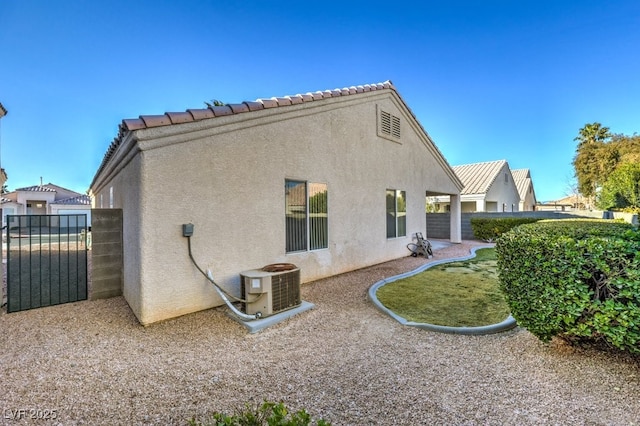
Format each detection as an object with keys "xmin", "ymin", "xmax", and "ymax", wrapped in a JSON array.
[{"xmin": 376, "ymin": 248, "xmax": 510, "ymax": 327}]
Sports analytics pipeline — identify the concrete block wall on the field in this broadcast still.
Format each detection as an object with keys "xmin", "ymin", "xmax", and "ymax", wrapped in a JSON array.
[
  {"xmin": 425, "ymin": 211, "xmax": 620, "ymax": 240},
  {"xmin": 90, "ymin": 209, "xmax": 123, "ymax": 300}
]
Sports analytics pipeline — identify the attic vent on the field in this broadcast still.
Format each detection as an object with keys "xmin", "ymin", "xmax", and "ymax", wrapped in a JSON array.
[{"xmin": 378, "ymin": 108, "xmax": 401, "ymax": 142}]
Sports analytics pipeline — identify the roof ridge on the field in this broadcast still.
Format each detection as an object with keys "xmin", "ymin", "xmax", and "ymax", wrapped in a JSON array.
[
  {"xmin": 15, "ymin": 184, "xmax": 57, "ymax": 192},
  {"xmin": 54, "ymin": 194, "xmax": 91, "ymax": 205},
  {"xmin": 452, "ymin": 159, "xmax": 506, "ymax": 168},
  {"xmin": 122, "ymin": 80, "xmax": 394, "ymax": 132},
  {"xmin": 93, "ymin": 80, "xmax": 396, "ymax": 188}
]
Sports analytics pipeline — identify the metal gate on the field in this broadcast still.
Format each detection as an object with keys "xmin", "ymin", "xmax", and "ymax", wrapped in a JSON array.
[{"xmin": 6, "ymin": 214, "xmax": 88, "ymax": 313}]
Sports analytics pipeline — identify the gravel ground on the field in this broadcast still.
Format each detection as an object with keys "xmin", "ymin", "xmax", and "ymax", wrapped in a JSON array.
[{"xmin": 1, "ymin": 240, "xmax": 639, "ymax": 425}]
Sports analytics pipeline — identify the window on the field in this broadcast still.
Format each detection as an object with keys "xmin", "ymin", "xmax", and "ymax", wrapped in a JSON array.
[
  {"xmin": 109, "ymin": 187, "xmax": 114, "ymax": 208},
  {"xmin": 378, "ymin": 108, "xmax": 401, "ymax": 142},
  {"xmin": 285, "ymin": 180, "xmax": 328, "ymax": 253},
  {"xmin": 386, "ymin": 189, "xmax": 406, "ymax": 238}
]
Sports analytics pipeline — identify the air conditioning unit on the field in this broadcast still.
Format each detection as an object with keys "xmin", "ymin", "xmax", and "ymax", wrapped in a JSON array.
[{"xmin": 240, "ymin": 266, "xmax": 301, "ymax": 317}]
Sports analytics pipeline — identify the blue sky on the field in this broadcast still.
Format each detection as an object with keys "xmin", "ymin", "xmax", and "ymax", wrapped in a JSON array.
[{"xmin": 1, "ymin": 1, "xmax": 638, "ymax": 202}]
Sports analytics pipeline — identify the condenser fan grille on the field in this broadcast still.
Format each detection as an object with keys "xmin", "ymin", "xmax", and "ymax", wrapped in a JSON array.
[{"xmin": 271, "ymin": 269, "xmax": 301, "ymax": 312}]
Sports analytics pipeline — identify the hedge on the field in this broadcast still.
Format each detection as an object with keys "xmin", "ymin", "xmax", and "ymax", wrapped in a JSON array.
[
  {"xmin": 496, "ymin": 220, "xmax": 640, "ymax": 354},
  {"xmin": 470, "ymin": 217, "xmax": 541, "ymax": 242}
]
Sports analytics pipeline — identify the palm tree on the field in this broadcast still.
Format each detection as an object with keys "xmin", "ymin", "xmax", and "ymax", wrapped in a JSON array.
[{"xmin": 574, "ymin": 122, "xmax": 611, "ymax": 148}]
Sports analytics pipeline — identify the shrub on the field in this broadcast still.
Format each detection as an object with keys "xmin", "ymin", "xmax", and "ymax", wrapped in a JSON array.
[
  {"xmin": 496, "ymin": 220, "xmax": 640, "ymax": 354},
  {"xmin": 470, "ymin": 217, "xmax": 541, "ymax": 242},
  {"xmin": 188, "ymin": 400, "xmax": 331, "ymax": 426}
]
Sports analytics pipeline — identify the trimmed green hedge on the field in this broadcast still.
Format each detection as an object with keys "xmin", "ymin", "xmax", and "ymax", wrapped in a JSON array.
[
  {"xmin": 496, "ymin": 220, "xmax": 640, "ymax": 354},
  {"xmin": 470, "ymin": 217, "xmax": 541, "ymax": 242}
]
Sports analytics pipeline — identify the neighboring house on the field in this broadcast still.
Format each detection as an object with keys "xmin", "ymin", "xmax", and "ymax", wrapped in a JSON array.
[
  {"xmin": 430, "ymin": 160, "xmax": 522, "ymax": 212},
  {"xmin": 89, "ymin": 80, "xmax": 464, "ymax": 325},
  {"xmin": 511, "ymin": 168, "xmax": 537, "ymax": 211},
  {"xmin": 537, "ymin": 194, "xmax": 586, "ymax": 211},
  {"xmin": 1, "ymin": 183, "xmax": 92, "ymax": 227}
]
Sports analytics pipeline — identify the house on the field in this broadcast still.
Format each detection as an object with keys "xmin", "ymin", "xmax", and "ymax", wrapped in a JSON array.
[
  {"xmin": 429, "ymin": 160, "xmax": 522, "ymax": 212},
  {"xmin": 511, "ymin": 168, "xmax": 537, "ymax": 211},
  {"xmin": 1, "ymin": 183, "xmax": 92, "ymax": 227},
  {"xmin": 89, "ymin": 80, "xmax": 464, "ymax": 325},
  {"xmin": 537, "ymin": 194, "xmax": 586, "ymax": 211}
]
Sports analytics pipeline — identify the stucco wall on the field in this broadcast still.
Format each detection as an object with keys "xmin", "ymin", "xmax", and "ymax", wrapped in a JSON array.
[
  {"xmin": 95, "ymin": 153, "xmax": 144, "ymax": 318},
  {"xmin": 484, "ymin": 164, "xmax": 521, "ymax": 212},
  {"xmin": 92, "ymin": 90, "xmax": 461, "ymax": 324}
]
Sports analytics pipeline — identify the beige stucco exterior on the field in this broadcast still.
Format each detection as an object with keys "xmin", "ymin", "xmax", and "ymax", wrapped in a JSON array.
[{"xmin": 90, "ymin": 86, "xmax": 463, "ymax": 325}]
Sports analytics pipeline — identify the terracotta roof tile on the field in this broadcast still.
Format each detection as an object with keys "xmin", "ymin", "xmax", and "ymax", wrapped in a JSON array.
[
  {"xmin": 258, "ymin": 98, "xmax": 278, "ymax": 108},
  {"xmin": 244, "ymin": 101, "xmax": 264, "ymax": 112},
  {"xmin": 211, "ymin": 105, "xmax": 233, "ymax": 117},
  {"xmin": 274, "ymin": 97, "xmax": 292, "ymax": 106},
  {"xmin": 285, "ymin": 95, "xmax": 303, "ymax": 105},
  {"xmin": 167, "ymin": 111, "xmax": 194, "ymax": 124},
  {"xmin": 141, "ymin": 115, "xmax": 172, "ymax": 128},
  {"xmin": 92, "ymin": 81, "xmax": 399, "ymax": 188},
  {"xmin": 228, "ymin": 103, "xmax": 249, "ymax": 114},
  {"xmin": 187, "ymin": 108, "xmax": 215, "ymax": 120},
  {"xmin": 123, "ymin": 118, "xmax": 146, "ymax": 130}
]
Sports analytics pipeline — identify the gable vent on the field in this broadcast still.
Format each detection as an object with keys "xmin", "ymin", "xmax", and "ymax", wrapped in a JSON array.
[{"xmin": 378, "ymin": 109, "xmax": 401, "ymax": 141}]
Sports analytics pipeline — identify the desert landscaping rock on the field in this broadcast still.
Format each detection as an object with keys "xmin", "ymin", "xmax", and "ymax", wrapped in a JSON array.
[{"xmin": 1, "ymin": 241, "xmax": 638, "ymax": 425}]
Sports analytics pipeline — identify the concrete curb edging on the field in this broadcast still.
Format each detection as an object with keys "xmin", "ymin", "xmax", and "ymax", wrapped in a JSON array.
[{"xmin": 368, "ymin": 245, "xmax": 518, "ymax": 335}]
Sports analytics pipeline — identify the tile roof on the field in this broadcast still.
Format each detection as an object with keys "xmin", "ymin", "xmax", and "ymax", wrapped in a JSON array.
[
  {"xmin": 452, "ymin": 160, "xmax": 508, "ymax": 195},
  {"xmin": 0, "ymin": 102, "xmax": 7, "ymax": 118},
  {"xmin": 2, "ymin": 183, "xmax": 87, "ymax": 205},
  {"xmin": 53, "ymin": 194, "xmax": 91, "ymax": 205},
  {"xmin": 510, "ymin": 168, "xmax": 532, "ymax": 200},
  {"xmin": 15, "ymin": 185, "xmax": 57, "ymax": 192},
  {"xmin": 121, "ymin": 82, "xmax": 394, "ymax": 132},
  {"xmin": 94, "ymin": 81, "xmax": 405, "ymax": 185}
]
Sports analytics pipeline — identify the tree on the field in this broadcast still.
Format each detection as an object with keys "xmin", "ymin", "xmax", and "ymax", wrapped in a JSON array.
[
  {"xmin": 611, "ymin": 133, "xmax": 640, "ymax": 164},
  {"xmin": 573, "ymin": 122, "xmax": 611, "ymax": 147},
  {"xmin": 573, "ymin": 124, "xmax": 640, "ymax": 208},
  {"xmin": 597, "ymin": 162, "xmax": 640, "ymax": 212},
  {"xmin": 572, "ymin": 123, "xmax": 614, "ymax": 199}
]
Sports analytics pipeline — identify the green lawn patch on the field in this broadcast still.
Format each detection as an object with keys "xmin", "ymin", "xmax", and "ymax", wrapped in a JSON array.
[{"xmin": 376, "ymin": 248, "xmax": 510, "ymax": 327}]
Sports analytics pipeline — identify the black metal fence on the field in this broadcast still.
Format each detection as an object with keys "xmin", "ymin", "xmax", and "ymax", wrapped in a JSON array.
[{"xmin": 6, "ymin": 214, "xmax": 88, "ymax": 313}]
